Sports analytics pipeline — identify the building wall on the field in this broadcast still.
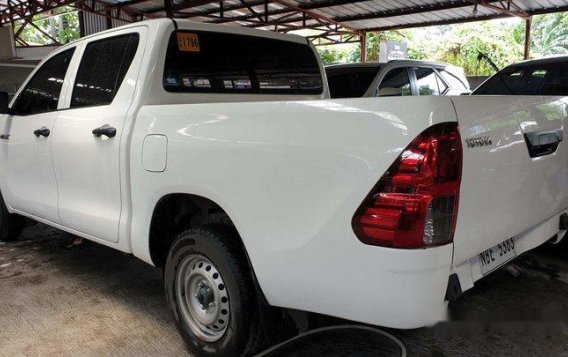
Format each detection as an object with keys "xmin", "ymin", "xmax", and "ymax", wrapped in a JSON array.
[
  {"xmin": 80, "ymin": 3, "xmax": 131, "ymax": 37},
  {"xmin": 0, "ymin": 26, "xmax": 16, "ymax": 60}
]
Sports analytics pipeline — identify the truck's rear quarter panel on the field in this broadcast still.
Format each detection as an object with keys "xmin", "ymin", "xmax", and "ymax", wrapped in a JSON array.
[
  {"xmin": 130, "ymin": 94, "xmax": 568, "ymax": 329},
  {"xmin": 130, "ymin": 96, "xmax": 458, "ymax": 328}
]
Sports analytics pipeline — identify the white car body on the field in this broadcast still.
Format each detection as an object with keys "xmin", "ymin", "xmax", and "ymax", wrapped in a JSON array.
[{"xmin": 1, "ymin": 19, "xmax": 567, "ymax": 333}]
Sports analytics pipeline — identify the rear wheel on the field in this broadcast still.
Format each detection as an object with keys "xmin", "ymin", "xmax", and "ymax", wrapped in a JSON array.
[
  {"xmin": 164, "ymin": 226, "xmax": 263, "ymax": 356},
  {"xmin": 0, "ymin": 195, "xmax": 24, "ymax": 242}
]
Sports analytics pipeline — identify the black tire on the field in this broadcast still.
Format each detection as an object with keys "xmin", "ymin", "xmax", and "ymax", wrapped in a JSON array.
[
  {"xmin": 164, "ymin": 225, "xmax": 264, "ymax": 356},
  {"xmin": 0, "ymin": 195, "xmax": 24, "ymax": 242}
]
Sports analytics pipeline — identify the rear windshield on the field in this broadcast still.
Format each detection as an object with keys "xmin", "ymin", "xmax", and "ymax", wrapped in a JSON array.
[
  {"xmin": 473, "ymin": 62, "xmax": 568, "ymax": 95},
  {"xmin": 326, "ymin": 66, "xmax": 381, "ymax": 98},
  {"xmin": 163, "ymin": 30, "xmax": 323, "ymax": 95}
]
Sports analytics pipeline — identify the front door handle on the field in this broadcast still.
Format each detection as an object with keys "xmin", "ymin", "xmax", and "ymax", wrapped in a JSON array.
[
  {"xmin": 33, "ymin": 126, "xmax": 50, "ymax": 138},
  {"xmin": 92, "ymin": 124, "xmax": 116, "ymax": 138}
]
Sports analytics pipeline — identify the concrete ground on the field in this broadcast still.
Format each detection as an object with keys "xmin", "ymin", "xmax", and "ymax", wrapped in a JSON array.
[{"xmin": 2, "ymin": 224, "xmax": 568, "ymax": 356}]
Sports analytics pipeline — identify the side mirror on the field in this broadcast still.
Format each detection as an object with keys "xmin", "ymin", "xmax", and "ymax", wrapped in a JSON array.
[
  {"xmin": 378, "ymin": 87, "xmax": 403, "ymax": 97},
  {"xmin": 0, "ymin": 92, "xmax": 10, "ymax": 114}
]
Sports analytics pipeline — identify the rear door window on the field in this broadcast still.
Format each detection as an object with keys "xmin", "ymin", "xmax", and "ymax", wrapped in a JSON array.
[
  {"xmin": 439, "ymin": 69, "xmax": 468, "ymax": 90},
  {"xmin": 71, "ymin": 33, "xmax": 139, "ymax": 108},
  {"xmin": 541, "ymin": 65, "xmax": 568, "ymax": 95},
  {"xmin": 378, "ymin": 67, "xmax": 412, "ymax": 96},
  {"xmin": 163, "ymin": 31, "xmax": 323, "ymax": 95},
  {"xmin": 474, "ymin": 66, "xmax": 560, "ymax": 95},
  {"xmin": 414, "ymin": 67, "xmax": 446, "ymax": 95}
]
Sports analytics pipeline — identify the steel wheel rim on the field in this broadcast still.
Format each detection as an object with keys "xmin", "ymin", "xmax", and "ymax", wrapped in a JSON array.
[{"xmin": 175, "ymin": 254, "xmax": 230, "ymax": 342}]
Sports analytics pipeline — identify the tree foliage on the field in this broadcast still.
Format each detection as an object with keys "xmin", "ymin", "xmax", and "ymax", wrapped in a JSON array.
[
  {"xmin": 317, "ymin": 12, "xmax": 568, "ymax": 76},
  {"xmin": 531, "ymin": 13, "xmax": 568, "ymax": 57},
  {"xmin": 16, "ymin": 6, "xmax": 79, "ymax": 45}
]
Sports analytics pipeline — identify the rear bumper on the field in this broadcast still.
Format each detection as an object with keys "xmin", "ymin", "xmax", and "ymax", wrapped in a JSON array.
[
  {"xmin": 263, "ymin": 242, "xmax": 454, "ymax": 329},
  {"xmin": 452, "ymin": 209, "xmax": 568, "ymax": 296},
  {"xmin": 264, "ymin": 210, "xmax": 568, "ymax": 330}
]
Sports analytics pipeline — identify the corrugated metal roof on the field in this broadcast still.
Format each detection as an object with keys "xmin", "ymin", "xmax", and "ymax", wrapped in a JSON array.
[
  {"xmin": 117, "ymin": 0, "xmax": 568, "ymax": 33},
  {"xmin": 2, "ymin": 0, "xmax": 568, "ymax": 43}
]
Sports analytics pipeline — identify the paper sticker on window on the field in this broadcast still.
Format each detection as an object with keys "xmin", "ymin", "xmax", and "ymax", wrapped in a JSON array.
[
  {"xmin": 177, "ymin": 32, "xmax": 200, "ymax": 52},
  {"xmin": 193, "ymin": 78, "xmax": 211, "ymax": 88},
  {"xmin": 164, "ymin": 76, "xmax": 179, "ymax": 86},
  {"xmin": 234, "ymin": 79, "xmax": 252, "ymax": 89},
  {"xmin": 182, "ymin": 77, "xmax": 211, "ymax": 88}
]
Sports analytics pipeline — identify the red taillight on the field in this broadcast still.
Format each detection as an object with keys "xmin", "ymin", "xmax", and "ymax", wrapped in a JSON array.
[{"xmin": 352, "ymin": 122, "xmax": 462, "ymax": 248}]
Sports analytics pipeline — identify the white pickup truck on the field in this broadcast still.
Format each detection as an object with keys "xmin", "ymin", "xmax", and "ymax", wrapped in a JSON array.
[{"xmin": 1, "ymin": 19, "xmax": 568, "ymax": 356}]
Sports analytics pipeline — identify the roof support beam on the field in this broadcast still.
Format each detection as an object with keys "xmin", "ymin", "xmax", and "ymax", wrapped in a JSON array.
[
  {"xmin": 475, "ymin": 0, "xmax": 529, "ymax": 19},
  {"xmin": 144, "ymin": 0, "xmax": 219, "ymax": 15},
  {"xmin": 246, "ymin": 0, "xmax": 505, "ymax": 30},
  {"xmin": 205, "ymin": 0, "xmax": 369, "ymax": 23},
  {"xmin": 164, "ymin": 0, "xmax": 173, "ymax": 17}
]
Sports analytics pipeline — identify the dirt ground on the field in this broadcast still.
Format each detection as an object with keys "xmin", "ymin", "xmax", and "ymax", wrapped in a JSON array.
[{"xmin": 2, "ymin": 223, "xmax": 568, "ymax": 356}]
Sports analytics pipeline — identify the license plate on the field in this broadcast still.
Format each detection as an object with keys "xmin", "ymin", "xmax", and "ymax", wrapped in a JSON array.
[{"xmin": 479, "ymin": 238, "xmax": 516, "ymax": 275}]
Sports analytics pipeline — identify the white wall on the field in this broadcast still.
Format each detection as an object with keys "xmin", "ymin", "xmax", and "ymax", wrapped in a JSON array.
[
  {"xmin": 15, "ymin": 46, "xmax": 58, "ymax": 61},
  {"xmin": 0, "ymin": 26, "xmax": 16, "ymax": 60}
]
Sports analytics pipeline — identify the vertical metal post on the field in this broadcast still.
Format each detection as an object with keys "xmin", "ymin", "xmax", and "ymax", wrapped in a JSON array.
[
  {"xmin": 105, "ymin": 6, "xmax": 112, "ymax": 30},
  {"xmin": 524, "ymin": 16, "xmax": 532, "ymax": 60},
  {"xmin": 78, "ymin": 9, "xmax": 85, "ymax": 37},
  {"xmin": 219, "ymin": 0, "xmax": 224, "ymax": 18},
  {"xmin": 164, "ymin": 0, "xmax": 173, "ymax": 18},
  {"xmin": 360, "ymin": 32, "xmax": 367, "ymax": 63}
]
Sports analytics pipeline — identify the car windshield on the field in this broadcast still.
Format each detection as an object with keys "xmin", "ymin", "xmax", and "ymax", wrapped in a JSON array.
[
  {"xmin": 473, "ymin": 62, "xmax": 568, "ymax": 95},
  {"xmin": 326, "ymin": 65, "xmax": 381, "ymax": 98}
]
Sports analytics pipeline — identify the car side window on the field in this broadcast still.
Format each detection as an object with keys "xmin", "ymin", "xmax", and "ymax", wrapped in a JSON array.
[
  {"xmin": 11, "ymin": 48, "xmax": 75, "ymax": 116},
  {"xmin": 541, "ymin": 64, "xmax": 568, "ymax": 95},
  {"xmin": 439, "ymin": 69, "xmax": 468, "ymax": 90},
  {"xmin": 414, "ymin": 67, "xmax": 446, "ymax": 96},
  {"xmin": 475, "ymin": 66, "xmax": 553, "ymax": 95},
  {"xmin": 378, "ymin": 67, "xmax": 412, "ymax": 96},
  {"xmin": 71, "ymin": 33, "xmax": 139, "ymax": 108}
]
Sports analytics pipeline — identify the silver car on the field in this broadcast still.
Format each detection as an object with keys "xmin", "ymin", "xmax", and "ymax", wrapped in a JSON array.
[{"xmin": 325, "ymin": 60, "xmax": 471, "ymax": 98}]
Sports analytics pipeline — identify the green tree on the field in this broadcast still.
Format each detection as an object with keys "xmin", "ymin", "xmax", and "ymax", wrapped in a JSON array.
[
  {"xmin": 16, "ymin": 6, "xmax": 79, "ymax": 45},
  {"xmin": 530, "ymin": 13, "xmax": 568, "ymax": 57},
  {"xmin": 317, "ymin": 47, "xmax": 351, "ymax": 64}
]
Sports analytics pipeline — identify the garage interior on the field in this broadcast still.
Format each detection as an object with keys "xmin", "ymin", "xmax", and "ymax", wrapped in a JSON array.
[{"xmin": 3, "ymin": 0, "xmax": 568, "ymax": 355}]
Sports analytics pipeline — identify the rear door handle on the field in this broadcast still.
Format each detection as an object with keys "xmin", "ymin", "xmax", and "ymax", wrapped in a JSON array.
[
  {"xmin": 524, "ymin": 128, "xmax": 563, "ymax": 157},
  {"xmin": 33, "ymin": 126, "xmax": 50, "ymax": 138},
  {"xmin": 92, "ymin": 124, "xmax": 116, "ymax": 138}
]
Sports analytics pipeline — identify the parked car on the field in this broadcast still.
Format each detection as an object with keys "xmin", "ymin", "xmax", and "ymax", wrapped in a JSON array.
[
  {"xmin": 1, "ymin": 19, "xmax": 567, "ymax": 356},
  {"xmin": 473, "ymin": 56, "xmax": 568, "ymax": 95},
  {"xmin": 325, "ymin": 60, "xmax": 470, "ymax": 98}
]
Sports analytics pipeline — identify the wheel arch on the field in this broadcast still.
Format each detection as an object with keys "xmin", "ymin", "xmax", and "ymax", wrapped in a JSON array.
[{"xmin": 149, "ymin": 193, "xmax": 235, "ymax": 266}]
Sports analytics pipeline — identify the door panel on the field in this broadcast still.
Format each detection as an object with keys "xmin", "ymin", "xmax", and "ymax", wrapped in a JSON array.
[
  {"xmin": 51, "ymin": 30, "xmax": 144, "ymax": 243},
  {"xmin": 0, "ymin": 48, "xmax": 76, "ymax": 223},
  {"xmin": 1, "ymin": 114, "xmax": 59, "ymax": 221}
]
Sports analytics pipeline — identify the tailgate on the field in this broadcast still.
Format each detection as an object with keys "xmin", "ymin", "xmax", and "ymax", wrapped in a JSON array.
[{"xmin": 450, "ymin": 96, "xmax": 568, "ymax": 264}]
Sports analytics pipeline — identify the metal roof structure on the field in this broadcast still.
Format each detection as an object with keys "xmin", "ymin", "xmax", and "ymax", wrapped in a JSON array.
[{"xmin": 1, "ymin": 1, "xmax": 568, "ymax": 47}]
